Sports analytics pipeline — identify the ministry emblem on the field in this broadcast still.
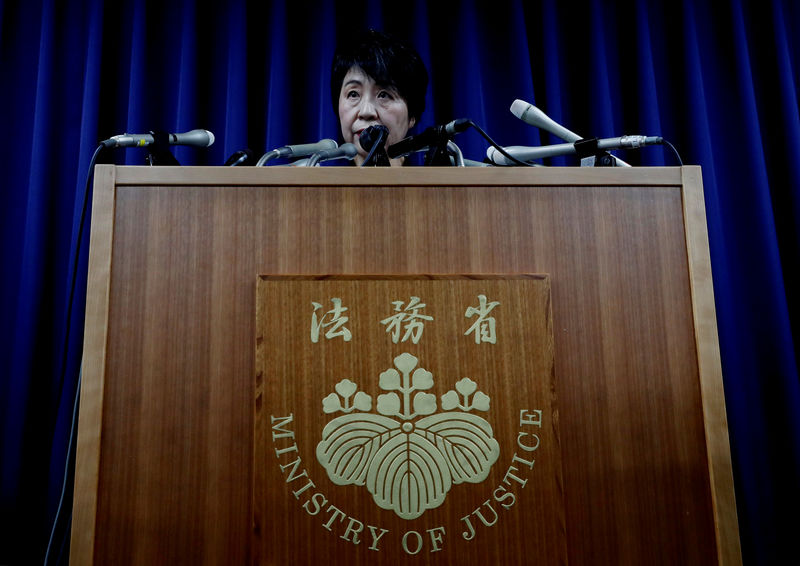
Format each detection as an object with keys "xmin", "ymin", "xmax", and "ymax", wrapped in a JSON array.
[
  {"xmin": 254, "ymin": 275, "xmax": 562, "ymax": 564},
  {"xmin": 316, "ymin": 352, "xmax": 500, "ymax": 519}
]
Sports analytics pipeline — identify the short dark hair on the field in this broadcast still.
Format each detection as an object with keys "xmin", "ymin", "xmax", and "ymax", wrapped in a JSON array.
[{"xmin": 330, "ymin": 29, "xmax": 429, "ymax": 123}]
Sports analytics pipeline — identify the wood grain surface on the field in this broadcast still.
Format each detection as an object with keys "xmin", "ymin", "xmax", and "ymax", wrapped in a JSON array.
[
  {"xmin": 254, "ymin": 276, "xmax": 562, "ymax": 565},
  {"xmin": 72, "ymin": 166, "xmax": 739, "ymax": 566}
]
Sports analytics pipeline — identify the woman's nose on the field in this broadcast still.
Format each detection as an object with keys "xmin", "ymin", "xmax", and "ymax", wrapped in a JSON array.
[{"xmin": 357, "ymin": 97, "xmax": 378, "ymax": 120}]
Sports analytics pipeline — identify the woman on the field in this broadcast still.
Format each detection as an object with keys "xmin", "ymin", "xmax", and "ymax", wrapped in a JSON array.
[{"xmin": 330, "ymin": 29, "xmax": 429, "ymax": 166}]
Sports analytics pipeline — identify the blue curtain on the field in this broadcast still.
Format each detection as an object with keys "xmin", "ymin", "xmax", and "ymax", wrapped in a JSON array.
[{"xmin": 1, "ymin": 0, "xmax": 797, "ymax": 563}]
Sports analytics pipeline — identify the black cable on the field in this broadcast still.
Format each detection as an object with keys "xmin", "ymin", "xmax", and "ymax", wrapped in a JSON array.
[
  {"xmin": 44, "ymin": 142, "xmax": 104, "ymax": 565},
  {"xmin": 58, "ymin": 143, "xmax": 102, "ymax": 391},
  {"xmin": 361, "ymin": 136, "xmax": 382, "ymax": 166},
  {"xmin": 360, "ymin": 126, "xmax": 389, "ymax": 166},
  {"xmin": 55, "ymin": 515, "xmax": 72, "ymax": 564},
  {"xmin": 660, "ymin": 138, "xmax": 683, "ymax": 166},
  {"xmin": 44, "ymin": 366, "xmax": 81, "ymax": 565},
  {"xmin": 465, "ymin": 120, "xmax": 535, "ymax": 167}
]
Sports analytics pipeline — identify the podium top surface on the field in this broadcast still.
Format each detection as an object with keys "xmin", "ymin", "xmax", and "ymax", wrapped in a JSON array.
[{"xmin": 103, "ymin": 164, "xmax": 693, "ymax": 187}]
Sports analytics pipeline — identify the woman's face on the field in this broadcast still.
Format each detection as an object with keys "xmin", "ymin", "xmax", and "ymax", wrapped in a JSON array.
[{"xmin": 338, "ymin": 66, "xmax": 416, "ymax": 166}]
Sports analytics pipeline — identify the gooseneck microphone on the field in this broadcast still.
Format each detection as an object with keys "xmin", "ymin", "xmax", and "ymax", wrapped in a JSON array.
[
  {"xmin": 306, "ymin": 143, "xmax": 359, "ymax": 167},
  {"xmin": 101, "ymin": 129, "xmax": 215, "ymax": 148},
  {"xmin": 256, "ymin": 139, "xmax": 338, "ymax": 166}
]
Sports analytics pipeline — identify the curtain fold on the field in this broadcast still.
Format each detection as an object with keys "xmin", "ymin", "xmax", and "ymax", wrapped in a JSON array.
[
  {"xmin": 538, "ymin": 0, "xmax": 567, "ymax": 165},
  {"xmin": 264, "ymin": 0, "xmax": 289, "ymax": 154},
  {"xmin": 633, "ymin": 0, "xmax": 665, "ymax": 166},
  {"xmin": 172, "ymin": 0, "xmax": 198, "ymax": 165},
  {"xmin": 1, "ymin": 1, "xmax": 797, "ymax": 564}
]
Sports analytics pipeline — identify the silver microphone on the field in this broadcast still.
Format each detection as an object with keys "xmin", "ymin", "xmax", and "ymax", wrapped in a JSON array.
[
  {"xmin": 102, "ymin": 129, "xmax": 215, "ymax": 148},
  {"xmin": 510, "ymin": 100, "xmax": 581, "ymax": 142},
  {"xmin": 306, "ymin": 143, "xmax": 359, "ymax": 167},
  {"xmin": 486, "ymin": 136, "xmax": 663, "ymax": 166},
  {"xmin": 510, "ymin": 100, "xmax": 637, "ymax": 167},
  {"xmin": 257, "ymin": 139, "xmax": 338, "ymax": 166}
]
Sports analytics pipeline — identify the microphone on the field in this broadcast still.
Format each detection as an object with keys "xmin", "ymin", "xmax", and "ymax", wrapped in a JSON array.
[
  {"xmin": 101, "ymin": 129, "xmax": 215, "ymax": 149},
  {"xmin": 387, "ymin": 118, "xmax": 471, "ymax": 159},
  {"xmin": 486, "ymin": 136, "xmax": 663, "ymax": 165},
  {"xmin": 306, "ymin": 143, "xmax": 359, "ymax": 166},
  {"xmin": 359, "ymin": 125, "xmax": 390, "ymax": 166},
  {"xmin": 256, "ymin": 138, "xmax": 338, "ymax": 166},
  {"xmin": 510, "ymin": 100, "xmax": 581, "ymax": 142},
  {"xmin": 510, "ymin": 100, "xmax": 636, "ymax": 167},
  {"xmin": 224, "ymin": 148, "xmax": 255, "ymax": 166},
  {"xmin": 358, "ymin": 125, "xmax": 388, "ymax": 152}
]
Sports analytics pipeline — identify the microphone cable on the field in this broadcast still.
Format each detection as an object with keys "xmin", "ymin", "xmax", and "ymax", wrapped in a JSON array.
[
  {"xmin": 44, "ymin": 142, "xmax": 104, "ymax": 565},
  {"xmin": 360, "ymin": 126, "xmax": 390, "ymax": 167},
  {"xmin": 461, "ymin": 120, "xmax": 536, "ymax": 167},
  {"xmin": 43, "ymin": 364, "xmax": 82, "ymax": 565},
  {"xmin": 661, "ymin": 138, "xmax": 683, "ymax": 166}
]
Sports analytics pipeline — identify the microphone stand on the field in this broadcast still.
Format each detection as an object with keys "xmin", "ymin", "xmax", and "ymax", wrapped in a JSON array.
[
  {"xmin": 423, "ymin": 127, "xmax": 455, "ymax": 166},
  {"xmin": 574, "ymin": 138, "xmax": 623, "ymax": 167},
  {"xmin": 146, "ymin": 130, "xmax": 180, "ymax": 165},
  {"xmin": 446, "ymin": 141, "xmax": 465, "ymax": 166}
]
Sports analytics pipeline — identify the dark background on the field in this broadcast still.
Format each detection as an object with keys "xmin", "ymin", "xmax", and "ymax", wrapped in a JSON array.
[{"xmin": 1, "ymin": 0, "xmax": 798, "ymax": 564}]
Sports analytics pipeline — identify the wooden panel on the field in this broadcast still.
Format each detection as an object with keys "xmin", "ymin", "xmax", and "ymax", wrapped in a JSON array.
[
  {"xmin": 112, "ymin": 165, "xmax": 684, "ymax": 186},
  {"xmin": 70, "ymin": 164, "xmax": 116, "ymax": 562},
  {"xmin": 681, "ymin": 168, "xmax": 742, "ymax": 565},
  {"xmin": 72, "ymin": 166, "xmax": 738, "ymax": 566},
  {"xmin": 254, "ymin": 276, "xmax": 563, "ymax": 565}
]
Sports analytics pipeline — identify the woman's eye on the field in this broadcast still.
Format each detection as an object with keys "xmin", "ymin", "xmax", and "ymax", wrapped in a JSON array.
[
  {"xmin": 346, "ymin": 90, "xmax": 359, "ymax": 99},
  {"xmin": 378, "ymin": 90, "xmax": 394, "ymax": 100}
]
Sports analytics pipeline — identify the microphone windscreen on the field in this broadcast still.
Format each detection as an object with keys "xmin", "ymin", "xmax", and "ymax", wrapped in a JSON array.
[
  {"xmin": 510, "ymin": 100, "xmax": 581, "ymax": 143},
  {"xmin": 173, "ymin": 129, "xmax": 215, "ymax": 147},
  {"xmin": 358, "ymin": 125, "xmax": 389, "ymax": 152},
  {"xmin": 510, "ymin": 99, "xmax": 531, "ymax": 120}
]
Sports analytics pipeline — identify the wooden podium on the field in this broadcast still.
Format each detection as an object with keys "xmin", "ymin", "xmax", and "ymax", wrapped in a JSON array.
[{"xmin": 71, "ymin": 166, "xmax": 741, "ymax": 565}]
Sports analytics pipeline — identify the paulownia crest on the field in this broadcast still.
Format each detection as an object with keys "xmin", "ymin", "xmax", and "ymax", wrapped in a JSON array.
[{"xmin": 316, "ymin": 353, "xmax": 500, "ymax": 520}]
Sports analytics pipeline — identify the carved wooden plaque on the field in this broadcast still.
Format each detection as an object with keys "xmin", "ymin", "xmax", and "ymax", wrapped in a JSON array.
[{"xmin": 254, "ymin": 275, "xmax": 565, "ymax": 565}]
